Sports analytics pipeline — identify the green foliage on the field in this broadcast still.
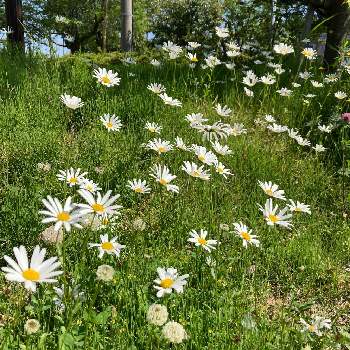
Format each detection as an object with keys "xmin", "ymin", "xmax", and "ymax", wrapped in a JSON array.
[
  {"xmin": 148, "ymin": 0, "xmax": 224, "ymax": 46},
  {"xmin": 0, "ymin": 49, "xmax": 349, "ymax": 348}
]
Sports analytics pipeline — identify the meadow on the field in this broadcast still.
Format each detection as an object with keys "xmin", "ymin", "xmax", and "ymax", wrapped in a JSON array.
[{"xmin": 0, "ymin": 41, "xmax": 349, "ymax": 349}]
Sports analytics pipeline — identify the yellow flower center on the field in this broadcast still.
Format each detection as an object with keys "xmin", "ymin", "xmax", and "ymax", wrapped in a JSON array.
[
  {"xmin": 69, "ymin": 177, "xmax": 77, "ymax": 184},
  {"xmin": 197, "ymin": 238, "xmax": 207, "ymax": 245},
  {"xmin": 149, "ymin": 127, "xmax": 156, "ymax": 132},
  {"xmin": 241, "ymin": 231, "xmax": 251, "ymax": 241},
  {"xmin": 158, "ymin": 146, "xmax": 166, "ymax": 153},
  {"xmin": 101, "ymin": 242, "xmax": 114, "ymax": 251},
  {"xmin": 92, "ymin": 203, "xmax": 105, "ymax": 214},
  {"xmin": 106, "ymin": 122, "xmax": 113, "ymax": 128},
  {"xmin": 302, "ymin": 50, "xmax": 313, "ymax": 58},
  {"xmin": 159, "ymin": 178, "xmax": 168, "ymax": 185},
  {"xmin": 191, "ymin": 170, "xmax": 200, "ymax": 177},
  {"xmin": 198, "ymin": 154, "xmax": 205, "ymax": 162},
  {"xmin": 101, "ymin": 75, "xmax": 111, "ymax": 84},
  {"xmin": 135, "ymin": 187, "xmax": 143, "ymax": 193},
  {"xmin": 101, "ymin": 217, "xmax": 109, "ymax": 225},
  {"xmin": 217, "ymin": 166, "xmax": 224, "ymax": 174},
  {"xmin": 308, "ymin": 325, "xmax": 316, "ymax": 332},
  {"xmin": 57, "ymin": 211, "xmax": 71, "ymax": 222},
  {"xmin": 22, "ymin": 268, "xmax": 40, "ymax": 281},
  {"xmin": 294, "ymin": 207, "xmax": 302, "ymax": 212},
  {"xmin": 160, "ymin": 278, "xmax": 174, "ymax": 289},
  {"xmin": 265, "ymin": 189, "xmax": 273, "ymax": 196},
  {"xmin": 86, "ymin": 184, "xmax": 94, "ymax": 192},
  {"xmin": 268, "ymin": 214, "xmax": 279, "ymax": 223},
  {"xmin": 191, "ymin": 57, "xmax": 198, "ymax": 62}
]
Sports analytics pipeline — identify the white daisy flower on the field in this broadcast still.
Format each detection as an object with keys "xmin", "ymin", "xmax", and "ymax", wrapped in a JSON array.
[
  {"xmin": 93, "ymin": 67, "xmax": 120, "ymax": 87},
  {"xmin": 267, "ymin": 123, "xmax": 288, "ymax": 133},
  {"xmin": 60, "ymin": 94, "xmax": 84, "ymax": 110},
  {"xmin": 325, "ymin": 74, "xmax": 338, "ymax": 83},
  {"xmin": 318, "ymin": 124, "xmax": 333, "ymax": 133},
  {"xmin": 214, "ymin": 161, "xmax": 233, "ymax": 178},
  {"xmin": 145, "ymin": 122, "xmax": 162, "ymax": 134},
  {"xmin": 215, "ymin": 26, "xmax": 229, "ymax": 38},
  {"xmin": 233, "ymin": 222, "xmax": 260, "ymax": 248},
  {"xmin": 313, "ymin": 144, "xmax": 327, "ymax": 152},
  {"xmin": 244, "ymin": 87, "xmax": 254, "ymax": 96},
  {"xmin": 226, "ymin": 41, "xmax": 240, "ymax": 51},
  {"xmin": 258, "ymin": 181, "xmax": 286, "ymax": 200},
  {"xmin": 77, "ymin": 189, "xmax": 122, "ymax": 217},
  {"xmin": 146, "ymin": 138, "xmax": 173, "ymax": 154},
  {"xmin": 265, "ymin": 115, "xmax": 276, "ymax": 123},
  {"xmin": 100, "ymin": 114, "xmax": 122, "ymax": 132},
  {"xmin": 211, "ymin": 141, "xmax": 232, "ymax": 155},
  {"xmin": 40, "ymin": 196, "xmax": 82, "ymax": 232},
  {"xmin": 299, "ymin": 71, "xmax": 312, "ymax": 79},
  {"xmin": 186, "ymin": 53, "xmax": 198, "ymax": 62},
  {"xmin": 159, "ymin": 93, "xmax": 182, "ymax": 107},
  {"xmin": 187, "ymin": 41, "xmax": 201, "ymax": 50},
  {"xmin": 214, "ymin": 103, "xmax": 232, "ymax": 117},
  {"xmin": 147, "ymin": 83, "xmax": 166, "ymax": 94},
  {"xmin": 79, "ymin": 179, "xmax": 101, "ymax": 193},
  {"xmin": 274, "ymin": 67, "xmax": 285, "ymax": 75},
  {"xmin": 185, "ymin": 113, "xmax": 208, "ymax": 126},
  {"xmin": 175, "ymin": 137, "xmax": 189, "ymax": 151},
  {"xmin": 288, "ymin": 128, "xmax": 300, "ymax": 139},
  {"xmin": 225, "ymin": 123, "xmax": 247, "ymax": 136},
  {"xmin": 57, "ymin": 168, "xmax": 87, "ymax": 187},
  {"xmin": 182, "ymin": 161, "xmax": 210, "ymax": 180},
  {"xmin": 225, "ymin": 63, "xmax": 236, "ymax": 70},
  {"xmin": 150, "ymin": 164, "xmax": 179, "ymax": 193},
  {"xmin": 277, "ymin": 87, "xmax": 292, "ymax": 96},
  {"xmin": 192, "ymin": 145, "xmax": 218, "ymax": 165},
  {"xmin": 287, "ymin": 200, "xmax": 311, "ymax": 214},
  {"xmin": 335, "ymin": 91, "xmax": 347, "ymax": 100},
  {"xmin": 258, "ymin": 198, "xmax": 292, "ymax": 229},
  {"xmin": 2, "ymin": 245, "xmax": 62, "ymax": 292},
  {"xmin": 127, "ymin": 179, "xmax": 151, "ymax": 194},
  {"xmin": 311, "ymin": 80, "xmax": 323, "ymax": 88},
  {"xmin": 150, "ymin": 59, "xmax": 161, "ymax": 67},
  {"xmin": 162, "ymin": 41, "xmax": 182, "ymax": 56},
  {"xmin": 89, "ymin": 234, "xmax": 125, "ymax": 258},
  {"xmin": 260, "ymin": 74, "xmax": 276, "ymax": 85},
  {"xmin": 193, "ymin": 122, "xmax": 229, "ymax": 141},
  {"xmin": 300, "ymin": 317, "xmax": 331, "ymax": 336},
  {"xmin": 188, "ymin": 229, "xmax": 217, "ymax": 252},
  {"xmin": 301, "ymin": 47, "xmax": 317, "ymax": 60},
  {"xmin": 243, "ymin": 71, "xmax": 258, "ymax": 87},
  {"xmin": 292, "ymin": 82, "xmax": 301, "ymax": 88},
  {"xmin": 205, "ymin": 55, "xmax": 221, "ymax": 68},
  {"xmin": 153, "ymin": 268, "xmax": 189, "ymax": 297},
  {"xmin": 227, "ymin": 50, "xmax": 240, "ymax": 58},
  {"xmin": 295, "ymin": 136, "xmax": 311, "ymax": 147},
  {"xmin": 273, "ymin": 43, "xmax": 294, "ymax": 55}
]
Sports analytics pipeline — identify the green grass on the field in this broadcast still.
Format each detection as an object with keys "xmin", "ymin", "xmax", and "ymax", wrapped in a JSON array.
[{"xmin": 0, "ymin": 51, "xmax": 349, "ymax": 349}]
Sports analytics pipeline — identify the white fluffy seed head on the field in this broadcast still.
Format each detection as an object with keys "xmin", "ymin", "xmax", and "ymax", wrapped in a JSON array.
[
  {"xmin": 146, "ymin": 304, "xmax": 168, "ymax": 326},
  {"xmin": 162, "ymin": 321, "xmax": 188, "ymax": 344},
  {"xmin": 96, "ymin": 265, "xmax": 115, "ymax": 282},
  {"xmin": 24, "ymin": 319, "xmax": 40, "ymax": 334}
]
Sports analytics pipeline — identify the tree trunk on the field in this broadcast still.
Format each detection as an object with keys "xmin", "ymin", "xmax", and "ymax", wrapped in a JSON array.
[
  {"xmin": 121, "ymin": 0, "xmax": 133, "ymax": 51},
  {"xmin": 102, "ymin": 0, "xmax": 109, "ymax": 52},
  {"xmin": 5, "ymin": 0, "xmax": 25, "ymax": 51},
  {"xmin": 308, "ymin": 0, "xmax": 350, "ymax": 70},
  {"xmin": 302, "ymin": 5, "xmax": 314, "ymax": 40},
  {"xmin": 323, "ymin": 0, "xmax": 350, "ymax": 70},
  {"xmin": 270, "ymin": 0, "xmax": 277, "ymax": 46}
]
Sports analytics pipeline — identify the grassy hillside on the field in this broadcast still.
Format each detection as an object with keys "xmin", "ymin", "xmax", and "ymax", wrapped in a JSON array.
[{"xmin": 0, "ymin": 50, "xmax": 349, "ymax": 349}]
